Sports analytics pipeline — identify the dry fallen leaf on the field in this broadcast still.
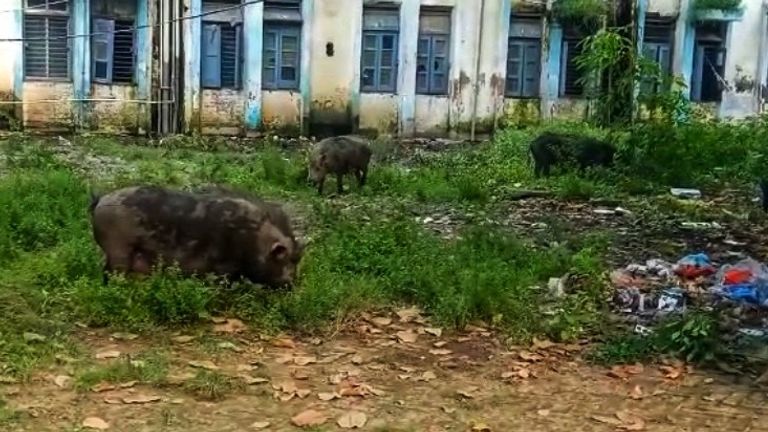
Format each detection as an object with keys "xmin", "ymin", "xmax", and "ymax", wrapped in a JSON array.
[
  {"xmin": 119, "ymin": 381, "xmax": 137, "ymax": 389},
  {"xmin": 591, "ymin": 415, "xmax": 623, "ymax": 426},
  {"xmin": 171, "ymin": 335, "xmax": 195, "ymax": 343},
  {"xmin": 501, "ymin": 371, "xmax": 515, "ymax": 379},
  {"xmin": 424, "ymin": 327, "xmax": 443, "ymax": 337},
  {"xmin": 213, "ymin": 318, "xmax": 246, "ymax": 333},
  {"xmin": 370, "ymin": 317, "xmax": 392, "ymax": 327},
  {"xmin": 110, "ymin": 332, "xmax": 138, "ymax": 341},
  {"xmin": 188, "ymin": 360, "xmax": 219, "ymax": 371},
  {"xmin": 337, "ymin": 411, "xmax": 367, "ymax": 429},
  {"xmin": 90, "ymin": 382, "xmax": 116, "ymax": 393},
  {"xmin": 518, "ymin": 351, "xmax": 541, "ymax": 362},
  {"xmin": 53, "ymin": 375, "xmax": 71, "ymax": 388},
  {"xmin": 103, "ymin": 398, "xmax": 121, "ymax": 405},
  {"xmin": 429, "ymin": 349, "xmax": 452, "ymax": 356},
  {"xmin": 629, "ymin": 385, "xmax": 644, "ymax": 400},
  {"xmin": 659, "ymin": 365, "xmax": 682, "ymax": 380},
  {"xmin": 433, "ymin": 341, "xmax": 448, "ymax": 348},
  {"xmin": 396, "ymin": 306, "xmax": 422, "ymax": 322},
  {"xmin": 296, "ymin": 389, "xmax": 312, "ymax": 399},
  {"xmin": 95, "ymin": 350, "xmax": 121, "ymax": 360},
  {"xmin": 350, "ymin": 355, "xmax": 364, "ymax": 365},
  {"xmin": 532, "ymin": 337, "xmax": 555, "ymax": 351},
  {"xmin": 240, "ymin": 375, "xmax": 269, "ymax": 385},
  {"xmin": 122, "ymin": 395, "xmax": 161, "ymax": 404},
  {"xmin": 442, "ymin": 406, "xmax": 456, "ymax": 414},
  {"xmin": 517, "ymin": 369, "xmax": 530, "ymax": 379},
  {"xmin": 537, "ymin": 409, "xmax": 550, "ymax": 417},
  {"xmin": 616, "ymin": 410, "xmax": 646, "ymax": 431},
  {"xmin": 396, "ymin": 331, "xmax": 418, "ymax": 344},
  {"xmin": 291, "ymin": 409, "xmax": 327, "ymax": 427},
  {"xmin": 211, "ymin": 316, "xmax": 228, "ymax": 324},
  {"xmin": 250, "ymin": 421, "xmax": 270, "ymax": 429},
  {"xmin": 420, "ymin": 371, "xmax": 437, "ymax": 382},
  {"xmin": 82, "ymin": 417, "xmax": 110, "ymax": 430},
  {"xmin": 272, "ymin": 337, "xmax": 297, "ymax": 349},
  {"xmin": 294, "ymin": 356, "xmax": 317, "ymax": 366},
  {"xmin": 318, "ymin": 392, "xmax": 340, "ymax": 401},
  {"xmin": 456, "ymin": 387, "xmax": 477, "ymax": 399},
  {"xmin": 471, "ymin": 422, "xmax": 492, "ymax": 432}
]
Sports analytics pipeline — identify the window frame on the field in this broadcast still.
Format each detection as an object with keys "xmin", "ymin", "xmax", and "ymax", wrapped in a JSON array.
[
  {"xmin": 559, "ymin": 37, "xmax": 585, "ymax": 97},
  {"xmin": 262, "ymin": 23, "xmax": 302, "ymax": 91},
  {"xmin": 416, "ymin": 9, "xmax": 452, "ymax": 96},
  {"xmin": 201, "ymin": 20, "xmax": 243, "ymax": 90},
  {"xmin": 360, "ymin": 7, "xmax": 400, "ymax": 94},
  {"xmin": 23, "ymin": 0, "xmax": 71, "ymax": 81}
]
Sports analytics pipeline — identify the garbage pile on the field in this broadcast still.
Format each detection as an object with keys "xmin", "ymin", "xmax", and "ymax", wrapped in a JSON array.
[{"xmin": 611, "ymin": 253, "xmax": 768, "ymax": 333}]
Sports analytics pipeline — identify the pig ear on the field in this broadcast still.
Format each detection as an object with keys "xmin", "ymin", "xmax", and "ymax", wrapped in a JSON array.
[{"xmin": 270, "ymin": 242, "xmax": 289, "ymax": 260}]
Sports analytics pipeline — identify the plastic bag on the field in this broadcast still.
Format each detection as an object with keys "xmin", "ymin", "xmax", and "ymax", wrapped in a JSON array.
[
  {"xmin": 674, "ymin": 253, "xmax": 715, "ymax": 279},
  {"xmin": 712, "ymin": 258, "xmax": 768, "ymax": 307}
]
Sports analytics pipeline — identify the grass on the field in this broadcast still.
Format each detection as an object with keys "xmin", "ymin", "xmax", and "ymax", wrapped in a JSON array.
[
  {"xmin": 75, "ymin": 350, "xmax": 170, "ymax": 390},
  {"xmin": 183, "ymin": 370, "xmax": 241, "ymax": 401},
  {"xmin": 0, "ymin": 116, "xmax": 765, "ymax": 374}
]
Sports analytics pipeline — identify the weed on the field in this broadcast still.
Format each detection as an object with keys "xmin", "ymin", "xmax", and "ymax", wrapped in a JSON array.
[
  {"xmin": 75, "ymin": 350, "xmax": 169, "ymax": 390},
  {"xmin": 183, "ymin": 370, "xmax": 241, "ymax": 401}
]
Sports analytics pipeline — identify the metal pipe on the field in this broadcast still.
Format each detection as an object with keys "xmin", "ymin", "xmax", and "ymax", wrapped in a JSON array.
[
  {"xmin": 0, "ymin": 99, "xmax": 177, "ymax": 104},
  {"xmin": 470, "ymin": 0, "xmax": 487, "ymax": 142}
]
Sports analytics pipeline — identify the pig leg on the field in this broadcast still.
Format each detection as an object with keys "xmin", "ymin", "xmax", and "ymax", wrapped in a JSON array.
[
  {"xmin": 358, "ymin": 168, "xmax": 367, "ymax": 188},
  {"xmin": 336, "ymin": 173, "xmax": 344, "ymax": 194},
  {"xmin": 317, "ymin": 177, "xmax": 325, "ymax": 195}
]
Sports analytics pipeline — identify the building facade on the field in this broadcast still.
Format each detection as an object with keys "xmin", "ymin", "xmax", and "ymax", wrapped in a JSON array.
[{"xmin": 0, "ymin": 0, "xmax": 766, "ymax": 137}]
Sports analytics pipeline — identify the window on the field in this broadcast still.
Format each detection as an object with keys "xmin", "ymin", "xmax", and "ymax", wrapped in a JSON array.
[
  {"xmin": 201, "ymin": 22, "xmax": 242, "ymax": 89},
  {"xmin": 692, "ymin": 22, "xmax": 727, "ymax": 103},
  {"xmin": 641, "ymin": 17, "xmax": 674, "ymax": 94},
  {"xmin": 263, "ymin": 0, "xmax": 302, "ymax": 90},
  {"xmin": 559, "ymin": 27, "xmax": 585, "ymax": 97},
  {"xmin": 361, "ymin": 7, "xmax": 399, "ymax": 93},
  {"xmin": 417, "ymin": 8, "xmax": 451, "ymax": 95},
  {"xmin": 506, "ymin": 17, "xmax": 542, "ymax": 98},
  {"xmin": 23, "ymin": 0, "xmax": 70, "ymax": 80},
  {"xmin": 92, "ymin": 19, "xmax": 135, "ymax": 84}
]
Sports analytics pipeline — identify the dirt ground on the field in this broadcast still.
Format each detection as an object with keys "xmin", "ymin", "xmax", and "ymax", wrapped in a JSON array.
[{"xmin": 5, "ymin": 307, "xmax": 768, "ymax": 432}]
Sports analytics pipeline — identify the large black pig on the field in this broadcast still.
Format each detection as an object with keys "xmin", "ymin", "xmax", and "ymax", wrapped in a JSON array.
[
  {"xmin": 89, "ymin": 185, "xmax": 304, "ymax": 287},
  {"xmin": 529, "ymin": 132, "xmax": 616, "ymax": 177}
]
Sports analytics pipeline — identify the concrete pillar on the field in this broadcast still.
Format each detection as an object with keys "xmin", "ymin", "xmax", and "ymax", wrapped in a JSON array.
[
  {"xmin": 542, "ymin": 23, "xmax": 563, "ymax": 119},
  {"xmin": 72, "ymin": 0, "xmax": 91, "ymax": 129},
  {"xmin": 634, "ymin": 0, "xmax": 648, "ymax": 112},
  {"xmin": 397, "ymin": 0, "xmax": 419, "ymax": 137},
  {"xmin": 135, "ymin": 0, "xmax": 152, "ymax": 133},
  {"xmin": 183, "ymin": 0, "xmax": 202, "ymax": 132},
  {"xmin": 243, "ymin": 0, "xmax": 264, "ymax": 132},
  {"xmin": 674, "ymin": 0, "xmax": 695, "ymax": 99},
  {"xmin": 299, "ymin": 0, "xmax": 313, "ymax": 135}
]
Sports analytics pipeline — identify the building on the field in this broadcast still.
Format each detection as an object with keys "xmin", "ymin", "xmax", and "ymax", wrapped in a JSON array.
[{"xmin": 0, "ymin": 0, "xmax": 765, "ymax": 137}]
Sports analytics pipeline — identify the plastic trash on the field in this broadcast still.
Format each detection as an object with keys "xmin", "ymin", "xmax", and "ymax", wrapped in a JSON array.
[
  {"xmin": 670, "ymin": 188, "xmax": 702, "ymax": 199},
  {"xmin": 716, "ymin": 283, "xmax": 768, "ymax": 307},
  {"xmin": 674, "ymin": 253, "xmax": 716, "ymax": 279},
  {"xmin": 657, "ymin": 287, "xmax": 686, "ymax": 313}
]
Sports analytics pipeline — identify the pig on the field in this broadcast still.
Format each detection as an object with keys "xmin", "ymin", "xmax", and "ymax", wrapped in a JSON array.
[
  {"xmin": 529, "ymin": 132, "xmax": 616, "ymax": 177},
  {"xmin": 89, "ymin": 185, "xmax": 304, "ymax": 288},
  {"xmin": 307, "ymin": 135, "xmax": 372, "ymax": 195}
]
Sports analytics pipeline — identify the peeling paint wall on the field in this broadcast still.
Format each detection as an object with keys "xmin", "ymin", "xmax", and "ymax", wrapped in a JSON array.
[
  {"xmin": 22, "ymin": 83, "xmax": 74, "ymax": 130},
  {"xmin": 720, "ymin": 0, "xmax": 763, "ymax": 118},
  {"xmin": 414, "ymin": 94, "xmax": 450, "ymax": 135},
  {"xmin": 91, "ymin": 85, "xmax": 140, "ymax": 134},
  {"xmin": 359, "ymin": 93, "xmax": 398, "ymax": 135},
  {"xmin": 262, "ymin": 90, "xmax": 302, "ymax": 134},
  {"xmin": 648, "ymin": 0, "xmax": 680, "ymax": 16},
  {"xmin": 200, "ymin": 89, "xmax": 245, "ymax": 135},
  {"xmin": 309, "ymin": 0, "xmax": 361, "ymax": 134}
]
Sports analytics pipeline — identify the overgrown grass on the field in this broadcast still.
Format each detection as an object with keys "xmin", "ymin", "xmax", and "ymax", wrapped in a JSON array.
[
  {"xmin": 183, "ymin": 370, "xmax": 241, "ymax": 401},
  {"xmin": 75, "ymin": 350, "xmax": 170, "ymax": 390}
]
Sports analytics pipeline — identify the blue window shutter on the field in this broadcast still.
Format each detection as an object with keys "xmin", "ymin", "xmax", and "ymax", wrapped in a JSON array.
[
  {"xmin": 506, "ymin": 40, "xmax": 523, "ymax": 96},
  {"xmin": 522, "ymin": 41, "xmax": 540, "ymax": 97},
  {"xmin": 92, "ymin": 18, "xmax": 115, "ymax": 83},
  {"xmin": 278, "ymin": 26, "xmax": 300, "ymax": 89},
  {"xmin": 430, "ymin": 35, "xmax": 448, "ymax": 94},
  {"xmin": 201, "ymin": 23, "xmax": 221, "ymax": 88},
  {"xmin": 416, "ymin": 36, "xmax": 430, "ymax": 93},
  {"xmin": 263, "ymin": 28, "xmax": 278, "ymax": 89},
  {"xmin": 235, "ymin": 25, "xmax": 242, "ymax": 88},
  {"xmin": 659, "ymin": 44, "xmax": 671, "ymax": 73},
  {"xmin": 113, "ymin": 20, "xmax": 135, "ymax": 83}
]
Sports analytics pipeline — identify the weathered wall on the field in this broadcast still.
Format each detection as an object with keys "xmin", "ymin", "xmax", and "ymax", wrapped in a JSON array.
[
  {"xmin": 201, "ymin": 89, "xmax": 244, "ymax": 135},
  {"xmin": 262, "ymin": 90, "xmax": 302, "ymax": 134},
  {"xmin": 647, "ymin": 0, "xmax": 680, "ymax": 16},
  {"xmin": 359, "ymin": 93, "xmax": 398, "ymax": 135},
  {"xmin": 472, "ymin": 0, "xmax": 512, "ymax": 134},
  {"xmin": 720, "ymin": 0, "xmax": 762, "ymax": 118},
  {"xmin": 414, "ymin": 94, "xmax": 450, "ymax": 135},
  {"xmin": 309, "ymin": 0, "xmax": 361, "ymax": 134},
  {"xmin": 22, "ymin": 83, "xmax": 74, "ymax": 130},
  {"xmin": 0, "ymin": 0, "xmax": 22, "ymax": 126},
  {"xmin": 91, "ymin": 85, "xmax": 140, "ymax": 133}
]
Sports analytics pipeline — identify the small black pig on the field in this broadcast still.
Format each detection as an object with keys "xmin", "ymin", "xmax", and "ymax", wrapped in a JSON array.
[
  {"xmin": 307, "ymin": 135, "xmax": 372, "ymax": 195},
  {"xmin": 89, "ymin": 185, "xmax": 304, "ymax": 288},
  {"xmin": 529, "ymin": 132, "xmax": 616, "ymax": 177}
]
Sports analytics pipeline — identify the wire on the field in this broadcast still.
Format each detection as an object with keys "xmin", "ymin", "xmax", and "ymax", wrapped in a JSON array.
[
  {"xmin": 0, "ymin": 0, "xmax": 70, "ymax": 14},
  {"xmin": 0, "ymin": 0, "xmax": 265, "ymax": 42}
]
